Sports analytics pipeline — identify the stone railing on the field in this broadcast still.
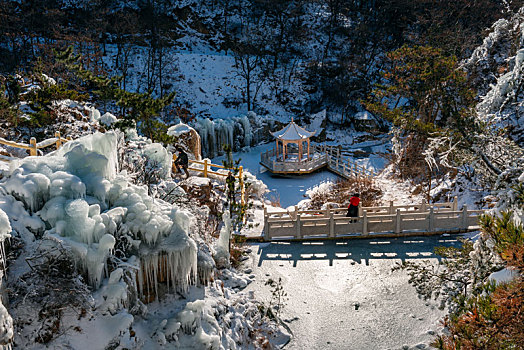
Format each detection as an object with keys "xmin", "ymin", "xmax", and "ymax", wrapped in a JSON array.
[{"xmin": 263, "ymin": 198, "xmax": 483, "ymax": 241}]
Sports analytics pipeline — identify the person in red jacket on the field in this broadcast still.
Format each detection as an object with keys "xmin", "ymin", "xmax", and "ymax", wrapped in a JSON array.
[{"xmin": 346, "ymin": 193, "xmax": 360, "ymax": 221}]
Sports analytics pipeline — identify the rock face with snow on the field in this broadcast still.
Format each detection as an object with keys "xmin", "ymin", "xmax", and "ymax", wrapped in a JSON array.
[{"xmin": 167, "ymin": 123, "xmax": 202, "ymax": 160}]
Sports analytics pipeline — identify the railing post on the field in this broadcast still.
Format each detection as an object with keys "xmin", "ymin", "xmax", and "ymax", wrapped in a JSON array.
[
  {"xmin": 461, "ymin": 205, "xmax": 468, "ymax": 229},
  {"xmin": 358, "ymin": 203, "xmax": 362, "ymax": 217},
  {"xmin": 55, "ymin": 131, "xmax": 62, "ymax": 150},
  {"xmin": 296, "ymin": 213, "xmax": 301, "ymax": 239},
  {"xmin": 362, "ymin": 210, "xmax": 368, "ymax": 235},
  {"xmin": 453, "ymin": 196, "xmax": 458, "ymax": 211},
  {"xmin": 420, "ymin": 199, "xmax": 427, "ymax": 212},
  {"xmin": 389, "ymin": 201, "xmax": 394, "ymax": 214},
  {"xmin": 203, "ymin": 159, "xmax": 208, "ymax": 177},
  {"xmin": 329, "ymin": 211, "xmax": 335, "ymax": 238},
  {"xmin": 395, "ymin": 209, "xmax": 401, "ymax": 234},
  {"xmin": 325, "ymin": 204, "xmax": 330, "ymax": 218},
  {"xmin": 428, "ymin": 207, "xmax": 435, "ymax": 232},
  {"xmin": 29, "ymin": 137, "xmax": 37, "ymax": 156},
  {"xmin": 263, "ymin": 207, "xmax": 270, "ymax": 241}
]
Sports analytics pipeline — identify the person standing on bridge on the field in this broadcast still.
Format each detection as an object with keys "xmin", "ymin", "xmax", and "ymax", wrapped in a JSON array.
[{"xmin": 346, "ymin": 193, "xmax": 360, "ymax": 221}]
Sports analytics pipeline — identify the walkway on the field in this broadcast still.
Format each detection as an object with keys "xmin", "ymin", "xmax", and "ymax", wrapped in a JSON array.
[{"xmin": 260, "ymin": 144, "xmax": 375, "ymax": 179}]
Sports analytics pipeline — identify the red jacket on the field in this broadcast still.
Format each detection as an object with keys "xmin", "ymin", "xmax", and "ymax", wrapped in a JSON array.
[{"xmin": 349, "ymin": 196, "xmax": 360, "ymax": 207}]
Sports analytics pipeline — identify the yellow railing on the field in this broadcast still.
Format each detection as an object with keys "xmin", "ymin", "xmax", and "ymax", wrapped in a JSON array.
[
  {"xmin": 0, "ymin": 131, "xmax": 71, "ymax": 161},
  {"xmin": 173, "ymin": 155, "xmax": 245, "ymax": 205}
]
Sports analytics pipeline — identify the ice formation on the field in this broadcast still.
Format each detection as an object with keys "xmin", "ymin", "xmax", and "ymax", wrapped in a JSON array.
[
  {"xmin": 0, "ymin": 210, "xmax": 12, "ymax": 349},
  {"xmin": 0, "ymin": 131, "xmax": 197, "ymax": 299},
  {"xmin": 0, "ymin": 209, "xmax": 11, "ymax": 247},
  {"xmin": 100, "ymin": 112, "xmax": 118, "ymax": 127},
  {"xmin": 194, "ymin": 115, "xmax": 254, "ymax": 158},
  {"xmin": 0, "ymin": 281, "xmax": 13, "ymax": 349},
  {"xmin": 214, "ymin": 211, "xmax": 232, "ymax": 268},
  {"xmin": 96, "ymin": 268, "xmax": 129, "ymax": 315}
]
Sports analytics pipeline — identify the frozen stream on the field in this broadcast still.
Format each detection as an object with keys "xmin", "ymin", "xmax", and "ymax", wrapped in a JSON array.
[{"xmin": 244, "ymin": 235, "xmax": 464, "ymax": 349}]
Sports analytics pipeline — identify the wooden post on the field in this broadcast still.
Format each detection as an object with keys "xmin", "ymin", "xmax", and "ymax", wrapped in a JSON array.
[
  {"xmin": 203, "ymin": 159, "xmax": 208, "ymax": 177},
  {"xmin": 362, "ymin": 210, "xmax": 368, "ymax": 235},
  {"xmin": 428, "ymin": 207, "xmax": 435, "ymax": 232},
  {"xmin": 329, "ymin": 211, "xmax": 335, "ymax": 238},
  {"xmin": 453, "ymin": 196, "xmax": 458, "ymax": 211},
  {"xmin": 296, "ymin": 213, "xmax": 301, "ymax": 239},
  {"xmin": 395, "ymin": 209, "xmax": 401, "ymax": 234},
  {"xmin": 461, "ymin": 205, "xmax": 468, "ymax": 229},
  {"xmin": 29, "ymin": 137, "xmax": 37, "ymax": 156},
  {"xmin": 239, "ymin": 166, "xmax": 244, "ymax": 206},
  {"xmin": 55, "ymin": 131, "xmax": 62, "ymax": 150}
]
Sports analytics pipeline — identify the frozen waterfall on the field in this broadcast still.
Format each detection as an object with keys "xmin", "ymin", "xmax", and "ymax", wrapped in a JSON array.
[{"xmin": 194, "ymin": 115, "xmax": 254, "ymax": 158}]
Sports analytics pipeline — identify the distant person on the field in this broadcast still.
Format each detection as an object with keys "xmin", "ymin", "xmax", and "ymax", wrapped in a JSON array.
[
  {"xmin": 346, "ymin": 193, "xmax": 360, "ymax": 221},
  {"xmin": 174, "ymin": 146, "xmax": 189, "ymax": 178}
]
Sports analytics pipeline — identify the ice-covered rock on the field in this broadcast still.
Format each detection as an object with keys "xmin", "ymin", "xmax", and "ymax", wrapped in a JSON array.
[
  {"xmin": 100, "ymin": 112, "xmax": 117, "ymax": 126},
  {"xmin": 214, "ymin": 211, "xmax": 232, "ymax": 268},
  {"xmin": 96, "ymin": 268, "xmax": 128, "ymax": 315},
  {"xmin": 0, "ymin": 209, "xmax": 11, "ymax": 243},
  {"xmin": 0, "ymin": 287, "xmax": 13, "ymax": 347}
]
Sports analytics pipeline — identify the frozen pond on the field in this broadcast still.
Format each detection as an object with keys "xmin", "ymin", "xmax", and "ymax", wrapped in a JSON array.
[
  {"xmin": 212, "ymin": 142, "xmax": 388, "ymax": 208},
  {"xmin": 243, "ymin": 234, "xmax": 467, "ymax": 349},
  {"xmin": 212, "ymin": 143, "xmax": 340, "ymax": 208}
]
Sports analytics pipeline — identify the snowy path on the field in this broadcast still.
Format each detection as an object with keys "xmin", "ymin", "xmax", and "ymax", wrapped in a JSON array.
[{"xmin": 244, "ymin": 236, "xmax": 462, "ymax": 350}]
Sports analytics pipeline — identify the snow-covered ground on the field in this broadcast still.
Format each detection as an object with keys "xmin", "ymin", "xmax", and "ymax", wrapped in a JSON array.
[{"xmin": 244, "ymin": 235, "xmax": 468, "ymax": 350}]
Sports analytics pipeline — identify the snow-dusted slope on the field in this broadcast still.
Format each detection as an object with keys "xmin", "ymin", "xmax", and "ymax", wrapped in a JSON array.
[
  {"xmin": 0, "ymin": 128, "xmax": 287, "ymax": 349},
  {"xmin": 470, "ymin": 8, "xmax": 524, "ymax": 145}
]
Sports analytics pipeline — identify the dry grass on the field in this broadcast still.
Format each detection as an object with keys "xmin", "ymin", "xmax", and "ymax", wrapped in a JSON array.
[{"xmin": 309, "ymin": 177, "xmax": 382, "ymax": 210}]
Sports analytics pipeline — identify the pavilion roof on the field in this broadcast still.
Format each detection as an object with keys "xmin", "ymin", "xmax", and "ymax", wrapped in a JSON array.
[{"xmin": 271, "ymin": 120, "xmax": 316, "ymax": 141}]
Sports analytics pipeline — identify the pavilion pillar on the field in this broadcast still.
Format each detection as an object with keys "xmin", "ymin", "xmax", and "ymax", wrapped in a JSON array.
[
  {"xmin": 275, "ymin": 140, "xmax": 279, "ymax": 159},
  {"xmin": 307, "ymin": 139, "xmax": 310, "ymax": 160},
  {"xmin": 299, "ymin": 141, "xmax": 302, "ymax": 161}
]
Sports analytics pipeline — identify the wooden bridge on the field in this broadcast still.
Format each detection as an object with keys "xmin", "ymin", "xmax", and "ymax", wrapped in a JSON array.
[
  {"xmin": 262, "ymin": 197, "xmax": 484, "ymax": 241},
  {"xmin": 260, "ymin": 144, "xmax": 375, "ymax": 179}
]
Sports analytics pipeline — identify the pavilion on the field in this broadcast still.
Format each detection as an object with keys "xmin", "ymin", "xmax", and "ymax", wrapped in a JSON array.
[{"xmin": 260, "ymin": 119, "xmax": 328, "ymax": 174}]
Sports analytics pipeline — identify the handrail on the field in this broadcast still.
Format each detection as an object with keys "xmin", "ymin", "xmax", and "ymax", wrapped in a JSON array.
[
  {"xmin": 0, "ymin": 131, "xmax": 70, "ymax": 161},
  {"xmin": 173, "ymin": 155, "xmax": 246, "ymax": 206}
]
